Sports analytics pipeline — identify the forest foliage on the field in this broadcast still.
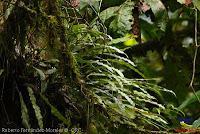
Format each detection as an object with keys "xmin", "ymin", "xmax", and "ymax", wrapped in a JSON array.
[{"xmin": 0, "ymin": 0, "xmax": 200, "ymax": 133}]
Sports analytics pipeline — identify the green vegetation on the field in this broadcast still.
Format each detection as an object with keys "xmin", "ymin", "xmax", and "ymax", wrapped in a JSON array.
[{"xmin": 0, "ymin": 0, "xmax": 200, "ymax": 133}]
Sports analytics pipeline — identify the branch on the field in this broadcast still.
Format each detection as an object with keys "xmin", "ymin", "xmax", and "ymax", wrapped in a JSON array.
[{"xmin": 189, "ymin": 8, "xmax": 200, "ymax": 103}]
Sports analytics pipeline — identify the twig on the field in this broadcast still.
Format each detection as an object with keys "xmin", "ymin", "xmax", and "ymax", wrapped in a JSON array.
[
  {"xmin": 189, "ymin": 8, "xmax": 200, "ymax": 103},
  {"xmin": 190, "ymin": 47, "xmax": 198, "ymax": 87}
]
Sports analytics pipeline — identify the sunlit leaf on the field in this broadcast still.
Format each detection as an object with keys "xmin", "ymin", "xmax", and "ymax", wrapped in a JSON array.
[
  {"xmin": 109, "ymin": 2, "xmax": 134, "ymax": 35},
  {"xmin": 177, "ymin": 0, "xmax": 186, "ymax": 4},
  {"xmin": 124, "ymin": 38, "xmax": 138, "ymax": 47},
  {"xmin": 144, "ymin": 0, "xmax": 166, "ymax": 14},
  {"xmin": 99, "ymin": 7, "xmax": 118, "ymax": 22},
  {"xmin": 193, "ymin": 0, "xmax": 200, "ymax": 11},
  {"xmin": 144, "ymin": 0, "xmax": 168, "ymax": 31}
]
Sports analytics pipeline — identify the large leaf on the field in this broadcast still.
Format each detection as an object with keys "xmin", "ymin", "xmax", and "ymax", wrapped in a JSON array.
[
  {"xmin": 144, "ymin": 0, "xmax": 168, "ymax": 31},
  {"xmin": 109, "ymin": 2, "xmax": 134, "ymax": 35},
  {"xmin": 80, "ymin": 0, "xmax": 101, "ymax": 11},
  {"xmin": 99, "ymin": 1, "xmax": 134, "ymax": 36},
  {"xmin": 144, "ymin": 0, "xmax": 166, "ymax": 14},
  {"xmin": 99, "ymin": 7, "xmax": 118, "ymax": 22}
]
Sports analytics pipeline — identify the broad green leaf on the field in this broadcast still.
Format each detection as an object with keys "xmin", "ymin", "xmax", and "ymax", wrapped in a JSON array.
[
  {"xmin": 98, "ymin": 1, "xmax": 134, "ymax": 35},
  {"xmin": 109, "ymin": 2, "xmax": 134, "ymax": 35},
  {"xmin": 144, "ymin": 0, "xmax": 166, "ymax": 14},
  {"xmin": 80, "ymin": 0, "xmax": 101, "ymax": 11},
  {"xmin": 144, "ymin": 0, "xmax": 168, "ymax": 31},
  {"xmin": 19, "ymin": 92, "xmax": 30, "ymax": 129},
  {"xmin": 40, "ymin": 94, "xmax": 70, "ymax": 126},
  {"xmin": 178, "ymin": 90, "xmax": 200, "ymax": 110},
  {"xmin": 99, "ymin": 7, "xmax": 118, "ymax": 22},
  {"xmin": 28, "ymin": 87, "xmax": 43, "ymax": 128}
]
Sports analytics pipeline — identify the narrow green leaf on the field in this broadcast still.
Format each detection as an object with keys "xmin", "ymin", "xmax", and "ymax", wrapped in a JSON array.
[
  {"xmin": 19, "ymin": 92, "xmax": 30, "ymax": 129},
  {"xmin": 178, "ymin": 90, "xmax": 200, "ymax": 110},
  {"xmin": 41, "ymin": 81, "xmax": 47, "ymax": 93},
  {"xmin": 28, "ymin": 87, "xmax": 43, "ymax": 128},
  {"xmin": 46, "ymin": 67, "xmax": 57, "ymax": 75},
  {"xmin": 108, "ymin": 36, "xmax": 130, "ymax": 45},
  {"xmin": 46, "ymin": 59, "xmax": 60, "ymax": 63},
  {"xmin": 0, "ymin": 69, "xmax": 4, "ymax": 76},
  {"xmin": 193, "ymin": 117, "xmax": 200, "ymax": 128},
  {"xmin": 105, "ymin": 53, "xmax": 136, "ymax": 66},
  {"xmin": 40, "ymin": 94, "xmax": 70, "ymax": 127},
  {"xmin": 33, "ymin": 67, "xmax": 46, "ymax": 80},
  {"xmin": 106, "ymin": 45, "xmax": 128, "ymax": 56},
  {"xmin": 118, "ymin": 90, "xmax": 135, "ymax": 106}
]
